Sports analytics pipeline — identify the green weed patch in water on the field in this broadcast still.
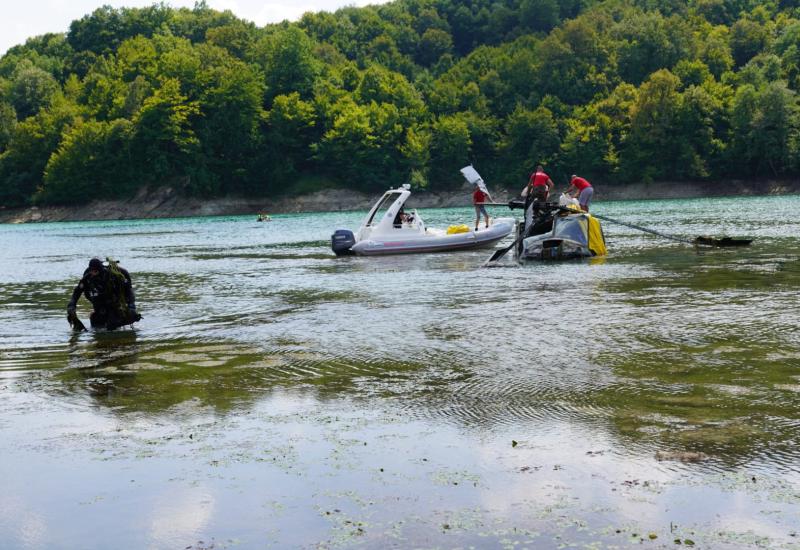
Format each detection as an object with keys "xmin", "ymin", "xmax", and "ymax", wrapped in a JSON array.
[
  {"xmin": 277, "ymin": 288, "xmax": 362, "ymax": 306},
  {"xmin": 675, "ymin": 420, "xmax": 762, "ymax": 446},
  {"xmin": 0, "ymin": 281, "xmax": 75, "ymax": 310},
  {"xmin": 422, "ymin": 324, "xmax": 463, "ymax": 341},
  {"xmin": 55, "ymin": 340, "xmax": 428, "ymax": 413}
]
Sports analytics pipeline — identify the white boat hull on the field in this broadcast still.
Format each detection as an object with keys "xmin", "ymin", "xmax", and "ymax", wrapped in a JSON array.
[
  {"xmin": 331, "ymin": 182, "xmax": 514, "ymax": 257},
  {"xmin": 351, "ymin": 219, "xmax": 514, "ymax": 256}
]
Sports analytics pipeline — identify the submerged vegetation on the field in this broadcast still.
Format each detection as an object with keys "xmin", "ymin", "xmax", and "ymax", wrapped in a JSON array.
[{"xmin": 1, "ymin": 0, "xmax": 800, "ymax": 207}]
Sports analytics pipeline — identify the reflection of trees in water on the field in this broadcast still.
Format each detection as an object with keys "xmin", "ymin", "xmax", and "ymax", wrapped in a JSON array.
[
  {"xmin": 589, "ymin": 266, "xmax": 800, "ymax": 467},
  {"xmin": 592, "ymin": 342, "xmax": 800, "ymax": 468},
  {"xmin": 0, "ymin": 280, "xmax": 72, "ymax": 310},
  {"xmin": 63, "ymin": 328, "xmax": 143, "ymax": 400},
  {"xmin": 356, "ymin": 332, "xmax": 800, "ymax": 468},
  {"xmin": 602, "ymin": 247, "xmax": 799, "ymax": 293},
  {"xmin": 56, "ymin": 337, "xmax": 430, "ymax": 414},
  {"xmin": 66, "ymin": 328, "xmax": 140, "ymax": 366},
  {"xmin": 52, "ymin": 321, "xmax": 800, "ymax": 468}
]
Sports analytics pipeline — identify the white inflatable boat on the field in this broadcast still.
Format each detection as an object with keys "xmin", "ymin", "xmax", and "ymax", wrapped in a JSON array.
[{"xmin": 331, "ymin": 185, "xmax": 514, "ymax": 256}]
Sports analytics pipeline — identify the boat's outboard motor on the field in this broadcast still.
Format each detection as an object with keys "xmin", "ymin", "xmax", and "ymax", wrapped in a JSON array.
[{"xmin": 331, "ymin": 229, "xmax": 356, "ymax": 255}]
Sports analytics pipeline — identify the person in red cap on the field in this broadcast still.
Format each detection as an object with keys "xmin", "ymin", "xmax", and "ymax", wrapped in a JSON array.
[
  {"xmin": 565, "ymin": 174, "xmax": 593, "ymax": 212},
  {"xmin": 67, "ymin": 258, "xmax": 140, "ymax": 330},
  {"xmin": 521, "ymin": 165, "xmax": 554, "ymax": 202}
]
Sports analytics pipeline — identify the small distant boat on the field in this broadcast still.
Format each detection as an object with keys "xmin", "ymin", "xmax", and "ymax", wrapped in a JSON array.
[
  {"xmin": 257, "ymin": 213, "xmax": 272, "ymax": 222},
  {"xmin": 331, "ymin": 184, "xmax": 514, "ymax": 256}
]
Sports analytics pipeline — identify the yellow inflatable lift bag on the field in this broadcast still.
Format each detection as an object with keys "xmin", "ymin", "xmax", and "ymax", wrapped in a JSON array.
[
  {"xmin": 587, "ymin": 215, "xmax": 607, "ymax": 256},
  {"xmin": 446, "ymin": 224, "xmax": 470, "ymax": 234}
]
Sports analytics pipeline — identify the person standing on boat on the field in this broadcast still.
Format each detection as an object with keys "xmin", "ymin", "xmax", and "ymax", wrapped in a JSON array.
[
  {"xmin": 566, "ymin": 174, "xmax": 593, "ymax": 212},
  {"xmin": 472, "ymin": 179, "xmax": 493, "ymax": 231},
  {"xmin": 522, "ymin": 165, "xmax": 554, "ymax": 202}
]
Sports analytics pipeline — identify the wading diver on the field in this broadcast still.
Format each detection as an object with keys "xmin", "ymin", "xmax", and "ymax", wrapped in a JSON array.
[{"xmin": 67, "ymin": 258, "xmax": 141, "ymax": 331}]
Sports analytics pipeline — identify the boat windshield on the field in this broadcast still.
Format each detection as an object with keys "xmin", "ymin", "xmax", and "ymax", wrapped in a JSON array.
[
  {"xmin": 365, "ymin": 192, "xmax": 402, "ymax": 227},
  {"xmin": 552, "ymin": 216, "xmax": 589, "ymax": 244}
]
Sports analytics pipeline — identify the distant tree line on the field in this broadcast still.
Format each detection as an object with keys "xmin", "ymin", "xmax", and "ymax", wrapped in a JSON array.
[{"xmin": 1, "ymin": 0, "xmax": 799, "ymax": 207}]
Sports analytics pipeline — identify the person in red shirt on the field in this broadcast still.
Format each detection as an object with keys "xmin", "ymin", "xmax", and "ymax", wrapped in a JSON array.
[
  {"xmin": 521, "ymin": 165, "xmax": 554, "ymax": 202},
  {"xmin": 472, "ymin": 183, "xmax": 493, "ymax": 231},
  {"xmin": 566, "ymin": 174, "xmax": 593, "ymax": 212}
]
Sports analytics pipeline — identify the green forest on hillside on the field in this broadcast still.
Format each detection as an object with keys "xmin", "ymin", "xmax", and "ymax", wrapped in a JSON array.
[{"xmin": 0, "ymin": 0, "xmax": 798, "ymax": 206}]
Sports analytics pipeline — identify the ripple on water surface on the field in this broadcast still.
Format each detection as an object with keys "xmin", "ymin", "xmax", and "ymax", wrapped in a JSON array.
[
  {"xmin": 1, "ymin": 198, "xmax": 799, "ymax": 473},
  {"xmin": 2, "ymin": 199, "xmax": 800, "ymax": 549}
]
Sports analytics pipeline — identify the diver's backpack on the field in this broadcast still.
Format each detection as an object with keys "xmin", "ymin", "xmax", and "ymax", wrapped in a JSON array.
[{"xmin": 103, "ymin": 257, "xmax": 139, "ymax": 327}]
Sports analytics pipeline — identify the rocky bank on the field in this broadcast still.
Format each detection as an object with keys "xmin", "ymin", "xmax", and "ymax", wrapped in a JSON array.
[{"xmin": 1, "ymin": 179, "xmax": 799, "ymax": 224}]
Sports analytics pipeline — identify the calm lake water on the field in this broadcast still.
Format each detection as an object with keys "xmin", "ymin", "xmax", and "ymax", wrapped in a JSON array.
[{"xmin": 1, "ymin": 195, "xmax": 799, "ymax": 549}]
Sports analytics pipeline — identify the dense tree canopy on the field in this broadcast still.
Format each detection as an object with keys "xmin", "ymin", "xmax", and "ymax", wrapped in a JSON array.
[{"xmin": 1, "ymin": 0, "xmax": 800, "ymax": 207}]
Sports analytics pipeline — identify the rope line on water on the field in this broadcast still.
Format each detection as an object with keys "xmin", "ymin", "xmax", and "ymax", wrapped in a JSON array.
[
  {"xmin": 481, "ymin": 201, "xmax": 713, "ymax": 247},
  {"xmin": 589, "ymin": 213, "xmax": 703, "ymax": 246}
]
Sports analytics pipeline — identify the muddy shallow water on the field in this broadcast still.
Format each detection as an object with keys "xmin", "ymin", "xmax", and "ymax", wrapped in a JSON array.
[{"xmin": 1, "ymin": 195, "xmax": 800, "ymax": 549}]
